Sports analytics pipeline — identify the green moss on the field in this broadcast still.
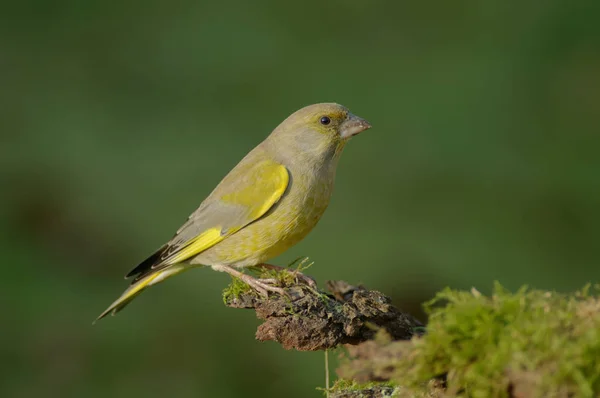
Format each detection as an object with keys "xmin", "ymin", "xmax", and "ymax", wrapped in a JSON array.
[
  {"xmin": 328, "ymin": 379, "xmax": 399, "ymax": 397},
  {"xmin": 222, "ymin": 258, "xmax": 320, "ymax": 304},
  {"xmin": 397, "ymin": 283, "xmax": 600, "ymax": 397},
  {"xmin": 328, "ymin": 379, "xmax": 446, "ymax": 398},
  {"xmin": 254, "ymin": 267, "xmax": 297, "ymax": 287},
  {"xmin": 221, "ymin": 276, "xmax": 254, "ymax": 304},
  {"xmin": 250, "ymin": 256, "xmax": 316, "ymax": 288},
  {"xmin": 331, "ymin": 379, "xmax": 397, "ymax": 391}
]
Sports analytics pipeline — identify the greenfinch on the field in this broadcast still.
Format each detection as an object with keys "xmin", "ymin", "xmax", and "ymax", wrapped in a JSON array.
[{"xmin": 97, "ymin": 103, "xmax": 371, "ymax": 321}]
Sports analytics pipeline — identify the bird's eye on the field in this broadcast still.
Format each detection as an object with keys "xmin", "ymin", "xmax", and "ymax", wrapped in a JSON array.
[{"xmin": 320, "ymin": 116, "xmax": 331, "ymax": 125}]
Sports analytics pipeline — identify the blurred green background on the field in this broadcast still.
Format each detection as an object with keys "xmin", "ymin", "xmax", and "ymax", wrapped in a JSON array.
[{"xmin": 2, "ymin": 0, "xmax": 599, "ymax": 397}]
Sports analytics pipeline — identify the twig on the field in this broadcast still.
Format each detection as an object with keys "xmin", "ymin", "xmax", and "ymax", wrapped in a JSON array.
[{"xmin": 325, "ymin": 349, "xmax": 330, "ymax": 398}]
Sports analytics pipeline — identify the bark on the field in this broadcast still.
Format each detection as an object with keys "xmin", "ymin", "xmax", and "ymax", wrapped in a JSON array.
[{"xmin": 223, "ymin": 280, "xmax": 423, "ymax": 351}]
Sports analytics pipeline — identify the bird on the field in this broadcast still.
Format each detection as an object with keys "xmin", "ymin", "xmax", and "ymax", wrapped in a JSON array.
[{"xmin": 96, "ymin": 103, "xmax": 371, "ymax": 321}]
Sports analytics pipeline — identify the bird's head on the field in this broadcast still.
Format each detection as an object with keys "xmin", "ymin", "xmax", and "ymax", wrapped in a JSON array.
[{"xmin": 266, "ymin": 103, "xmax": 371, "ymax": 164}]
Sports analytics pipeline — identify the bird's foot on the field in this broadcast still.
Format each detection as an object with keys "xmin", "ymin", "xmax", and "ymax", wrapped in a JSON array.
[
  {"xmin": 255, "ymin": 278, "xmax": 278, "ymax": 284},
  {"xmin": 213, "ymin": 264, "xmax": 287, "ymax": 298},
  {"xmin": 255, "ymin": 263, "xmax": 318, "ymax": 289},
  {"xmin": 239, "ymin": 275, "xmax": 287, "ymax": 298}
]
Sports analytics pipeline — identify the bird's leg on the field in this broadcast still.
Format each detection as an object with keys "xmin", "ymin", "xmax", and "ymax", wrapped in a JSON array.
[
  {"xmin": 212, "ymin": 264, "xmax": 286, "ymax": 298},
  {"xmin": 255, "ymin": 263, "xmax": 317, "ymax": 288}
]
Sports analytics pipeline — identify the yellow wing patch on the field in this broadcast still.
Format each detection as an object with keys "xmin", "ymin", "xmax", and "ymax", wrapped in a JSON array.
[
  {"xmin": 163, "ymin": 160, "xmax": 289, "ymax": 266},
  {"xmin": 164, "ymin": 228, "xmax": 224, "ymax": 265},
  {"xmin": 220, "ymin": 160, "xmax": 289, "ymax": 220}
]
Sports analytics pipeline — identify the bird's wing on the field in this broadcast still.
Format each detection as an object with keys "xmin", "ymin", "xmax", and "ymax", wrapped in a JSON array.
[{"xmin": 126, "ymin": 158, "xmax": 289, "ymax": 281}]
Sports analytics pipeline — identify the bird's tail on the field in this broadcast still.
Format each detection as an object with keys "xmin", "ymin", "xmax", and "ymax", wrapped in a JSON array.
[{"xmin": 94, "ymin": 264, "xmax": 187, "ymax": 323}]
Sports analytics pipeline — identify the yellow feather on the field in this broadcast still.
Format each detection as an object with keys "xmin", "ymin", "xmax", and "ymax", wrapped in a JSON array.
[
  {"xmin": 164, "ymin": 227, "xmax": 224, "ymax": 265},
  {"xmin": 220, "ymin": 160, "xmax": 289, "ymax": 219},
  {"xmin": 95, "ymin": 270, "xmax": 163, "ymax": 322}
]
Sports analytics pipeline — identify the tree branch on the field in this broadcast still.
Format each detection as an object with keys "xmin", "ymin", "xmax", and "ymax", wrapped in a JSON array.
[{"xmin": 223, "ymin": 279, "xmax": 423, "ymax": 351}]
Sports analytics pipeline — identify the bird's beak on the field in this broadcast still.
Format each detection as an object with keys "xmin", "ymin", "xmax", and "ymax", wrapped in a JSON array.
[{"xmin": 340, "ymin": 113, "xmax": 372, "ymax": 139}]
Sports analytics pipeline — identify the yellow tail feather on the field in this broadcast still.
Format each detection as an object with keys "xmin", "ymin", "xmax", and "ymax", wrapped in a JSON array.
[{"xmin": 94, "ymin": 265, "xmax": 186, "ymax": 323}]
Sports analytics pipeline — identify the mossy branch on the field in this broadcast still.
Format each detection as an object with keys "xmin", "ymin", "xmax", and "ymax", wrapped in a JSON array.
[
  {"xmin": 222, "ymin": 270, "xmax": 600, "ymax": 397},
  {"xmin": 223, "ymin": 277, "xmax": 423, "ymax": 351}
]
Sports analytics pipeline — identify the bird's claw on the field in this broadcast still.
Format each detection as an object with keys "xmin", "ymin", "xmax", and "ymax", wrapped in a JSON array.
[
  {"xmin": 243, "ymin": 277, "xmax": 287, "ymax": 298},
  {"xmin": 256, "ymin": 278, "xmax": 278, "ymax": 284},
  {"xmin": 258, "ymin": 271, "xmax": 316, "ymax": 291},
  {"xmin": 255, "ymin": 263, "xmax": 317, "ymax": 289},
  {"xmin": 291, "ymin": 272, "xmax": 317, "ymax": 289}
]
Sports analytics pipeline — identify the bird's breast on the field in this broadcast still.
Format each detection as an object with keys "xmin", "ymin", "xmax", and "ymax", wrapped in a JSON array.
[{"xmin": 256, "ymin": 170, "xmax": 334, "ymax": 254}]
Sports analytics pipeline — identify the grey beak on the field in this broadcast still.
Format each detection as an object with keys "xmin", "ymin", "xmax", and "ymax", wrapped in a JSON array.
[{"xmin": 340, "ymin": 114, "xmax": 372, "ymax": 139}]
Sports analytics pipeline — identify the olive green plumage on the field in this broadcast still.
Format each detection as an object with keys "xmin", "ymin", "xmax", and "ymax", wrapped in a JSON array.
[{"xmin": 96, "ymin": 103, "xmax": 371, "ymax": 321}]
